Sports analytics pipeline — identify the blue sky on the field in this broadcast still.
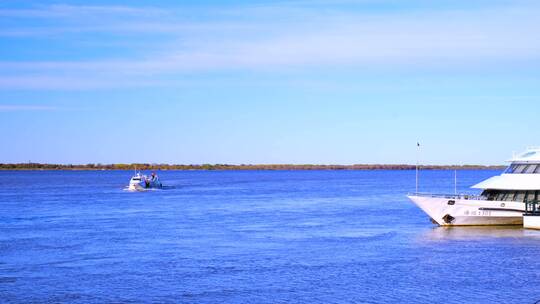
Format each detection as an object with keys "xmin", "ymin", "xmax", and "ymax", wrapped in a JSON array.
[{"xmin": 1, "ymin": 0, "xmax": 539, "ymax": 165}]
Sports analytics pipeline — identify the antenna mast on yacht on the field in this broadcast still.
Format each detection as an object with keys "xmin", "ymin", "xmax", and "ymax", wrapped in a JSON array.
[{"xmin": 454, "ymin": 168, "xmax": 457, "ymax": 195}]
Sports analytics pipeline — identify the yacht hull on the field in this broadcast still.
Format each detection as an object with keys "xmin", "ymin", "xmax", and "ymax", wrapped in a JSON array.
[{"xmin": 407, "ymin": 195, "xmax": 524, "ymax": 226}]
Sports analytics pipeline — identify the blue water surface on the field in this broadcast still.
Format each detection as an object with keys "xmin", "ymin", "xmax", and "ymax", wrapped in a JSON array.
[{"xmin": 1, "ymin": 170, "xmax": 540, "ymax": 304}]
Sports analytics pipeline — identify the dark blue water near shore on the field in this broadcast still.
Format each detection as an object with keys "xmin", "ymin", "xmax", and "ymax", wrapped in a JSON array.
[{"xmin": 2, "ymin": 170, "xmax": 540, "ymax": 303}]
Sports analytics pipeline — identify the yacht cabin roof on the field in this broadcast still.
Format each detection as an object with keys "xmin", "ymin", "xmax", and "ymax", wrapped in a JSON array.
[{"xmin": 472, "ymin": 174, "xmax": 540, "ymax": 190}]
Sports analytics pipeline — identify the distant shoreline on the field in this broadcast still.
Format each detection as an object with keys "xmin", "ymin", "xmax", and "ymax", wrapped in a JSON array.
[{"xmin": 0, "ymin": 163, "xmax": 506, "ymax": 171}]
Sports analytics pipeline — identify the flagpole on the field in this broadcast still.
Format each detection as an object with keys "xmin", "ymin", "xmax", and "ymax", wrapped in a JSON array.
[{"xmin": 416, "ymin": 142, "xmax": 419, "ymax": 194}]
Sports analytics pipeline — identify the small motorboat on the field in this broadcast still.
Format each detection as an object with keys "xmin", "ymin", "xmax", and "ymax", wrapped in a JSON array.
[{"xmin": 128, "ymin": 172, "xmax": 162, "ymax": 191}]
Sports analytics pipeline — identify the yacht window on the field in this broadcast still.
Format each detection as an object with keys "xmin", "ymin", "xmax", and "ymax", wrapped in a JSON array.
[
  {"xmin": 515, "ymin": 191, "xmax": 526, "ymax": 202},
  {"xmin": 482, "ymin": 190, "xmax": 495, "ymax": 200},
  {"xmin": 504, "ymin": 192, "xmax": 516, "ymax": 201},
  {"xmin": 526, "ymin": 191, "xmax": 536, "ymax": 202},
  {"xmin": 494, "ymin": 192, "xmax": 505, "ymax": 201},
  {"xmin": 514, "ymin": 164, "xmax": 527, "ymax": 173},
  {"xmin": 506, "ymin": 165, "xmax": 517, "ymax": 173},
  {"xmin": 535, "ymin": 166, "xmax": 540, "ymax": 174},
  {"xmin": 524, "ymin": 165, "xmax": 536, "ymax": 174}
]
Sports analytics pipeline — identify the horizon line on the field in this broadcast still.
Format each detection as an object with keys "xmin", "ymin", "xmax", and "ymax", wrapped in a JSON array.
[{"xmin": 0, "ymin": 163, "xmax": 506, "ymax": 170}]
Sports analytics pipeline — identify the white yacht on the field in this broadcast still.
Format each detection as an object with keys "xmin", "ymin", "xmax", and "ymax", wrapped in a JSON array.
[
  {"xmin": 408, "ymin": 148, "xmax": 540, "ymax": 226},
  {"xmin": 128, "ymin": 172, "xmax": 162, "ymax": 191}
]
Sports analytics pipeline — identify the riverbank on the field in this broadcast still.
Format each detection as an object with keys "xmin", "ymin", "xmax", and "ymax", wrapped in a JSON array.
[{"xmin": 0, "ymin": 163, "xmax": 505, "ymax": 171}]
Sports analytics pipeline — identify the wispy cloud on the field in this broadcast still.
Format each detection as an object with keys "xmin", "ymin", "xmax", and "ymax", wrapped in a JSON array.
[
  {"xmin": 0, "ymin": 104, "xmax": 58, "ymax": 111},
  {"xmin": 0, "ymin": 4, "xmax": 173, "ymax": 37},
  {"xmin": 0, "ymin": 4, "xmax": 166, "ymax": 19},
  {"xmin": 0, "ymin": 2, "xmax": 539, "ymax": 89}
]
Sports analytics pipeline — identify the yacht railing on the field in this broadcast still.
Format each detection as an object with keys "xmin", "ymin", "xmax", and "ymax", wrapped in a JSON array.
[{"xmin": 408, "ymin": 192, "xmax": 486, "ymax": 200}]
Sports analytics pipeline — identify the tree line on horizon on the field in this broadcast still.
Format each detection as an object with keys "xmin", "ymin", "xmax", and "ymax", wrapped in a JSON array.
[{"xmin": 0, "ymin": 163, "xmax": 505, "ymax": 170}]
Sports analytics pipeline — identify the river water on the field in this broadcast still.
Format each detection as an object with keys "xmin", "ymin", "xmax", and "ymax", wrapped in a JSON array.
[{"xmin": 1, "ymin": 170, "xmax": 540, "ymax": 303}]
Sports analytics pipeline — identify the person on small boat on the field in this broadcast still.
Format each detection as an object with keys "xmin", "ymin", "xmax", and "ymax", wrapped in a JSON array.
[{"xmin": 128, "ymin": 172, "xmax": 162, "ymax": 191}]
